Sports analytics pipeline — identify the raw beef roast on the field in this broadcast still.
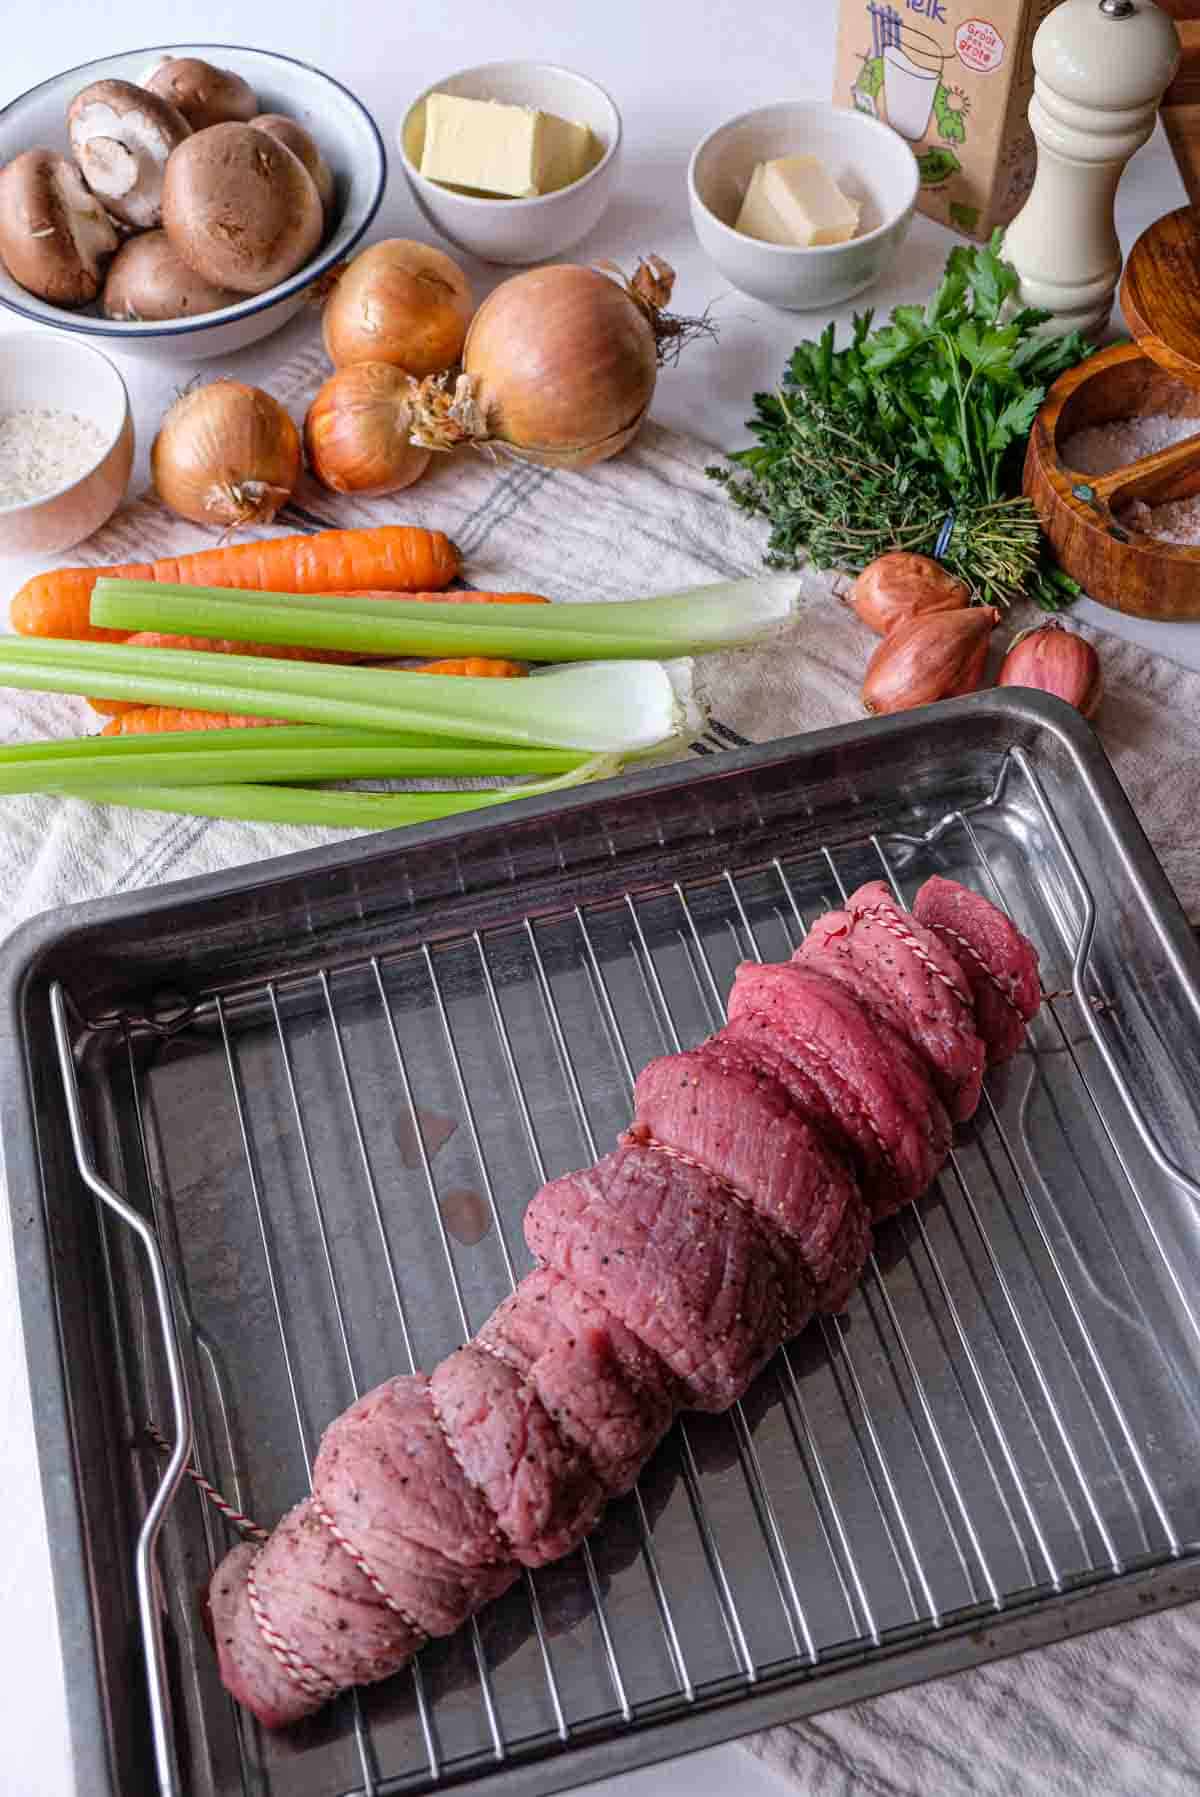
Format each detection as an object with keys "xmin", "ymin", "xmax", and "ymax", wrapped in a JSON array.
[
  {"xmin": 525, "ymin": 1137, "xmax": 794, "ymax": 1409},
  {"xmin": 477, "ymin": 1269, "xmax": 678, "ymax": 1498},
  {"xmin": 207, "ymin": 878, "xmax": 1039, "ymax": 1729},
  {"xmin": 913, "ymin": 875, "xmax": 1041, "ymax": 1064},
  {"xmin": 795, "ymin": 881, "xmax": 985, "ymax": 1122},
  {"xmin": 726, "ymin": 964, "xmax": 951, "ymax": 1217},
  {"xmin": 631, "ymin": 1037, "xmax": 870, "ymax": 1310}
]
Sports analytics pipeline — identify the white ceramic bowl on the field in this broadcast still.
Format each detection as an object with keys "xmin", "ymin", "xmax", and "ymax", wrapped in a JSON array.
[
  {"xmin": 399, "ymin": 62, "xmax": 621, "ymax": 266},
  {"xmin": 0, "ymin": 331, "xmax": 132, "ymax": 556},
  {"xmin": 0, "ymin": 44, "xmax": 386, "ymax": 361},
  {"xmin": 689, "ymin": 102, "xmax": 919, "ymax": 311}
]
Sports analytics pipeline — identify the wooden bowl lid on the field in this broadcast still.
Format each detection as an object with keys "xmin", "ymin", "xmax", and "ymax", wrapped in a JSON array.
[{"xmin": 1120, "ymin": 205, "xmax": 1200, "ymax": 387}]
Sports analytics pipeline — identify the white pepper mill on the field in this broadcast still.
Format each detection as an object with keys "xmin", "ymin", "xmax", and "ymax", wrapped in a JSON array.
[{"xmin": 1003, "ymin": 0, "xmax": 1180, "ymax": 337}]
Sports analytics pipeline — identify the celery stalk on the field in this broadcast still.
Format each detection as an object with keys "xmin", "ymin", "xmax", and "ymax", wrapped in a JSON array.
[
  {"xmin": 89, "ymin": 576, "xmax": 799, "ymax": 660},
  {"xmin": 43, "ymin": 755, "xmax": 615, "ymax": 827},
  {"xmin": 0, "ymin": 641, "xmax": 697, "ymax": 752},
  {"xmin": 0, "ymin": 742, "xmax": 588, "ymax": 792},
  {"xmin": 0, "ymin": 726, "xmax": 453, "ymax": 761}
]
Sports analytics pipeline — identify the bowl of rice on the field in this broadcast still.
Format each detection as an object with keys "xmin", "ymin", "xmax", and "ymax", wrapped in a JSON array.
[{"xmin": 0, "ymin": 329, "xmax": 132, "ymax": 557}]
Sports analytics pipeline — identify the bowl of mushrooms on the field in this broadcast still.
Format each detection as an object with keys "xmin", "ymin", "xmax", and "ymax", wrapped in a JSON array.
[{"xmin": 0, "ymin": 45, "xmax": 386, "ymax": 360}]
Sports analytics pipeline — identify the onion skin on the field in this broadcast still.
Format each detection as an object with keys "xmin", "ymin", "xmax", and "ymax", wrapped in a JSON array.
[
  {"xmin": 151, "ymin": 380, "xmax": 301, "ymax": 529},
  {"xmin": 304, "ymin": 363, "xmax": 431, "ymax": 497},
  {"xmin": 862, "ymin": 607, "xmax": 1000, "ymax": 716},
  {"xmin": 850, "ymin": 552, "xmax": 972, "ymax": 637},
  {"xmin": 462, "ymin": 265, "xmax": 659, "ymax": 469},
  {"xmin": 998, "ymin": 623, "xmax": 1102, "ymax": 719},
  {"xmin": 323, "ymin": 240, "xmax": 473, "ymax": 378}
]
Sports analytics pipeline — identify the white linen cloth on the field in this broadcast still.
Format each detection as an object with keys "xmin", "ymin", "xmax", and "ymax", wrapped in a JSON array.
[{"xmin": 3, "ymin": 336, "xmax": 1200, "ymax": 1795}]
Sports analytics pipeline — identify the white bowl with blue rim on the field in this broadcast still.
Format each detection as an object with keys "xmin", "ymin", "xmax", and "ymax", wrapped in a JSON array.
[{"xmin": 0, "ymin": 44, "xmax": 387, "ymax": 361}]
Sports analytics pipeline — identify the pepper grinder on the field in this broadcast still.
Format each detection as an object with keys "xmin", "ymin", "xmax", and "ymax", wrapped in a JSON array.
[{"xmin": 1003, "ymin": 0, "xmax": 1180, "ymax": 337}]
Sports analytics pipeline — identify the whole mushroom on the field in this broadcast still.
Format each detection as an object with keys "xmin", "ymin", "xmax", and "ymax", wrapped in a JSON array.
[
  {"xmin": 145, "ymin": 58, "xmax": 258, "ymax": 131},
  {"xmin": 161, "ymin": 123, "xmax": 323, "ymax": 295},
  {"xmin": 67, "ymin": 78, "xmax": 191, "ymax": 230},
  {"xmin": 0, "ymin": 149, "xmax": 118, "ymax": 306},
  {"xmin": 251, "ymin": 114, "xmax": 335, "ymax": 217},
  {"xmin": 102, "ymin": 228, "xmax": 240, "ymax": 320}
]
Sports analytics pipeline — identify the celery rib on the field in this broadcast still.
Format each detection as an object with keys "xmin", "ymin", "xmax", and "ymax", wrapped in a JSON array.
[
  {"xmin": 43, "ymin": 755, "xmax": 615, "ymax": 827},
  {"xmin": 89, "ymin": 575, "xmax": 799, "ymax": 660},
  {"xmin": 0, "ymin": 743, "xmax": 586, "ymax": 792},
  {"xmin": 0, "ymin": 642, "xmax": 690, "ymax": 753}
]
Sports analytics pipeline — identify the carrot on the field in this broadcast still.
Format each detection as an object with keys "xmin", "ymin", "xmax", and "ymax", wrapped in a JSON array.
[
  {"xmin": 10, "ymin": 525, "xmax": 462, "ymax": 643},
  {"xmin": 100, "ymin": 710, "xmax": 284, "ymax": 736},
  {"xmin": 414, "ymin": 658, "xmax": 528, "ymax": 677}
]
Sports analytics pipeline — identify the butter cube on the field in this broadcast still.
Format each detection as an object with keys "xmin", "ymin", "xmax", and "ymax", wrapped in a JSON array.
[
  {"xmin": 762, "ymin": 156, "xmax": 860, "ymax": 246},
  {"xmin": 735, "ymin": 162, "xmax": 797, "ymax": 244},
  {"xmin": 420, "ymin": 92, "xmax": 596, "ymax": 199},
  {"xmin": 539, "ymin": 114, "xmax": 597, "ymax": 194}
]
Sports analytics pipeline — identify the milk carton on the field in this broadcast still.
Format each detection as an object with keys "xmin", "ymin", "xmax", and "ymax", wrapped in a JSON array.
[{"xmin": 834, "ymin": 0, "xmax": 1060, "ymax": 240}]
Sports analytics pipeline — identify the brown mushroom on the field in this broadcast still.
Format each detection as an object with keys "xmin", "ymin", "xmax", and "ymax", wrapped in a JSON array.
[
  {"xmin": 251, "ymin": 115, "xmax": 334, "ymax": 217},
  {"xmin": 145, "ymin": 58, "xmax": 258, "ymax": 131},
  {"xmin": 102, "ymin": 228, "xmax": 240, "ymax": 320},
  {"xmin": 161, "ymin": 124, "xmax": 323, "ymax": 296},
  {"xmin": 0, "ymin": 149, "xmax": 118, "ymax": 307},
  {"xmin": 67, "ymin": 79, "xmax": 191, "ymax": 230}
]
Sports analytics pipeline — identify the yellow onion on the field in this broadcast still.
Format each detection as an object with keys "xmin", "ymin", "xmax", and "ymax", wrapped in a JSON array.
[
  {"xmin": 850, "ymin": 552, "xmax": 972, "ymax": 637},
  {"xmin": 151, "ymin": 380, "xmax": 300, "ymax": 528},
  {"xmin": 998, "ymin": 622, "xmax": 1102, "ymax": 718},
  {"xmin": 304, "ymin": 363, "xmax": 431, "ymax": 496},
  {"xmin": 862, "ymin": 606, "xmax": 1000, "ymax": 716},
  {"xmin": 408, "ymin": 259, "xmax": 697, "ymax": 471},
  {"xmin": 323, "ymin": 239, "xmax": 473, "ymax": 377}
]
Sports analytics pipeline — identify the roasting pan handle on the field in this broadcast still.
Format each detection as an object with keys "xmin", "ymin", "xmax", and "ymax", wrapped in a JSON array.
[
  {"xmin": 51, "ymin": 982, "xmax": 193, "ymax": 1797},
  {"xmin": 1010, "ymin": 751, "xmax": 1200, "ymax": 1207}
]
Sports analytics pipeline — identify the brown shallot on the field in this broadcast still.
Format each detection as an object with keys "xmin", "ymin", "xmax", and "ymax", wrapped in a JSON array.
[
  {"xmin": 304, "ymin": 364, "xmax": 431, "ymax": 496},
  {"xmin": 998, "ymin": 623, "xmax": 1102, "ymax": 718},
  {"xmin": 849, "ymin": 552, "xmax": 972, "ymax": 637},
  {"xmin": 151, "ymin": 381, "xmax": 301, "ymax": 529},
  {"xmin": 862, "ymin": 607, "xmax": 1000, "ymax": 716}
]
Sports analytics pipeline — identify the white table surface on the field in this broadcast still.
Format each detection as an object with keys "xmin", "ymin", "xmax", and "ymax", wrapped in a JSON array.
[{"xmin": 0, "ymin": 4, "xmax": 1193, "ymax": 1795}]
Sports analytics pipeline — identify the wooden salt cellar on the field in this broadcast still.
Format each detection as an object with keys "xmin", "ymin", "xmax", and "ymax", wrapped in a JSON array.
[{"xmin": 1024, "ymin": 205, "xmax": 1200, "ymax": 621}]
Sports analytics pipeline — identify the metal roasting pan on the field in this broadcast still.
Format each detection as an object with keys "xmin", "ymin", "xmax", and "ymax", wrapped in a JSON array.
[{"xmin": 5, "ymin": 690, "xmax": 1200, "ymax": 1797}]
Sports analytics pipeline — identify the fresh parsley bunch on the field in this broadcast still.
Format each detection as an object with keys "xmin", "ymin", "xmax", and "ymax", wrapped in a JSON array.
[{"xmin": 708, "ymin": 234, "xmax": 1093, "ymax": 611}]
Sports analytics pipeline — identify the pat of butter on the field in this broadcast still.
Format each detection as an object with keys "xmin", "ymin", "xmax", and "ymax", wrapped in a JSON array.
[
  {"xmin": 538, "ymin": 113, "xmax": 597, "ymax": 195},
  {"xmin": 735, "ymin": 155, "xmax": 861, "ymax": 247},
  {"xmin": 420, "ymin": 92, "xmax": 595, "ymax": 199}
]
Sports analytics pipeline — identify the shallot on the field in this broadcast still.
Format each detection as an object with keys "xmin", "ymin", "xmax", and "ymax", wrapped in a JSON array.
[
  {"xmin": 998, "ymin": 623, "xmax": 1102, "ymax": 718},
  {"xmin": 849, "ymin": 552, "xmax": 972, "ymax": 637},
  {"xmin": 862, "ymin": 607, "xmax": 1000, "ymax": 716},
  {"xmin": 151, "ymin": 381, "xmax": 301, "ymax": 529}
]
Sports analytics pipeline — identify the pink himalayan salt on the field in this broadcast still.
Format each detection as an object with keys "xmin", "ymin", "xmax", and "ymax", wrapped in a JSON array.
[
  {"xmin": 1061, "ymin": 412, "xmax": 1200, "ymax": 477},
  {"xmin": 1061, "ymin": 412, "xmax": 1200, "ymax": 545},
  {"xmin": 1119, "ymin": 495, "xmax": 1200, "ymax": 547}
]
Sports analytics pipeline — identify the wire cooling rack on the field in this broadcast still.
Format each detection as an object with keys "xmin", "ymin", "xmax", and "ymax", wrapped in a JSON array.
[{"xmin": 35, "ymin": 727, "xmax": 1200, "ymax": 1797}]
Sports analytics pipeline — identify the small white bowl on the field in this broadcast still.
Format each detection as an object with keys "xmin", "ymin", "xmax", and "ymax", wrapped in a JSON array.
[
  {"xmin": 689, "ymin": 101, "xmax": 919, "ymax": 311},
  {"xmin": 0, "ymin": 331, "xmax": 132, "ymax": 556},
  {"xmin": 399, "ymin": 61, "xmax": 621, "ymax": 267},
  {"xmin": 0, "ymin": 44, "xmax": 386, "ymax": 362}
]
